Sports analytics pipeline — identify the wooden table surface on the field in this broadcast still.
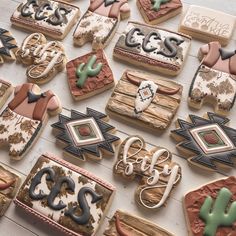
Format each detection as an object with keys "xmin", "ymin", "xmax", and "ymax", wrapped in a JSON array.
[{"xmin": 0, "ymin": 0, "xmax": 236, "ymax": 235}]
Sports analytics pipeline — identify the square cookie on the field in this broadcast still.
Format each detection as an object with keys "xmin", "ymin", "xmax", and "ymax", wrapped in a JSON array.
[
  {"xmin": 11, "ymin": 0, "xmax": 80, "ymax": 40},
  {"xmin": 66, "ymin": 50, "xmax": 115, "ymax": 101},
  {"xmin": 113, "ymin": 21, "xmax": 191, "ymax": 76},
  {"xmin": 14, "ymin": 153, "xmax": 115, "ymax": 236},
  {"xmin": 106, "ymin": 70, "xmax": 182, "ymax": 131},
  {"xmin": 179, "ymin": 5, "xmax": 235, "ymax": 46}
]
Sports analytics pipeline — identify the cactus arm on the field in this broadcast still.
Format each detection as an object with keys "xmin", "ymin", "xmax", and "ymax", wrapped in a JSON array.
[
  {"xmin": 76, "ymin": 63, "xmax": 86, "ymax": 88},
  {"xmin": 89, "ymin": 55, "xmax": 103, "ymax": 75},
  {"xmin": 151, "ymin": 0, "xmax": 170, "ymax": 11},
  {"xmin": 199, "ymin": 196, "xmax": 213, "ymax": 220},
  {"xmin": 223, "ymin": 201, "xmax": 236, "ymax": 225}
]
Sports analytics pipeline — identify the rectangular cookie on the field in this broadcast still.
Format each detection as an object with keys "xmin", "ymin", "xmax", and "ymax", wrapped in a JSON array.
[
  {"xmin": 113, "ymin": 21, "xmax": 191, "ymax": 76},
  {"xmin": 179, "ymin": 5, "xmax": 235, "ymax": 46},
  {"xmin": 14, "ymin": 153, "xmax": 115, "ymax": 236},
  {"xmin": 11, "ymin": 0, "xmax": 80, "ymax": 40}
]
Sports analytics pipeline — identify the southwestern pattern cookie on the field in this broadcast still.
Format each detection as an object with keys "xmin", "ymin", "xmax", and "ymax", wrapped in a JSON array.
[
  {"xmin": 14, "ymin": 153, "xmax": 115, "ymax": 236},
  {"xmin": 171, "ymin": 112, "xmax": 236, "ymax": 171},
  {"xmin": 189, "ymin": 41, "xmax": 236, "ymax": 116},
  {"xmin": 66, "ymin": 50, "xmax": 114, "ymax": 101}
]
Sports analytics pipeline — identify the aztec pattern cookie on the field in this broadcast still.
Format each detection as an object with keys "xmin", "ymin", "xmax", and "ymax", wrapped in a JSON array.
[
  {"xmin": 106, "ymin": 70, "xmax": 182, "ymax": 131},
  {"xmin": 14, "ymin": 153, "xmax": 115, "ymax": 236},
  {"xmin": 11, "ymin": 0, "xmax": 80, "ymax": 40},
  {"xmin": 114, "ymin": 135, "xmax": 181, "ymax": 209},
  {"xmin": 0, "ymin": 28, "xmax": 18, "ymax": 63},
  {"xmin": 0, "ymin": 80, "xmax": 13, "ymax": 109},
  {"xmin": 184, "ymin": 176, "xmax": 236, "ymax": 236},
  {"xmin": 0, "ymin": 83, "xmax": 61, "ymax": 160},
  {"xmin": 189, "ymin": 41, "xmax": 236, "ymax": 116},
  {"xmin": 16, "ymin": 33, "xmax": 66, "ymax": 84},
  {"xmin": 73, "ymin": 0, "xmax": 130, "ymax": 50},
  {"xmin": 0, "ymin": 164, "xmax": 21, "ymax": 216},
  {"xmin": 114, "ymin": 21, "xmax": 191, "ymax": 75},
  {"xmin": 104, "ymin": 210, "xmax": 174, "ymax": 236},
  {"xmin": 171, "ymin": 112, "xmax": 236, "ymax": 171},
  {"xmin": 137, "ymin": 0, "xmax": 182, "ymax": 25},
  {"xmin": 51, "ymin": 108, "xmax": 120, "ymax": 161},
  {"xmin": 66, "ymin": 50, "xmax": 114, "ymax": 101},
  {"xmin": 179, "ymin": 5, "xmax": 235, "ymax": 46}
]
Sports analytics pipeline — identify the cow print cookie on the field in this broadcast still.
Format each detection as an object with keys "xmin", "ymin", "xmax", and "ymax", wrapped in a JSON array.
[
  {"xmin": 51, "ymin": 108, "xmax": 120, "ymax": 161},
  {"xmin": 171, "ymin": 112, "xmax": 236, "ymax": 171},
  {"xmin": 114, "ymin": 135, "xmax": 181, "ymax": 209},
  {"xmin": 11, "ymin": 0, "xmax": 80, "ymax": 40},
  {"xmin": 14, "ymin": 153, "xmax": 115, "ymax": 236},
  {"xmin": 66, "ymin": 49, "xmax": 115, "ymax": 101},
  {"xmin": 189, "ymin": 41, "xmax": 236, "ymax": 116},
  {"xmin": 16, "ymin": 33, "xmax": 66, "ymax": 84},
  {"xmin": 106, "ymin": 70, "xmax": 182, "ymax": 131}
]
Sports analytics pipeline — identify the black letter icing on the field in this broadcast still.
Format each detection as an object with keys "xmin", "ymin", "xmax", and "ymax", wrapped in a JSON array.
[
  {"xmin": 21, "ymin": 0, "xmax": 38, "ymax": 17},
  {"xmin": 125, "ymin": 28, "xmax": 143, "ymax": 47},
  {"xmin": 35, "ymin": 3, "xmax": 52, "ymax": 20},
  {"xmin": 142, "ymin": 31, "xmax": 161, "ymax": 52},
  {"xmin": 47, "ymin": 7, "xmax": 71, "ymax": 26}
]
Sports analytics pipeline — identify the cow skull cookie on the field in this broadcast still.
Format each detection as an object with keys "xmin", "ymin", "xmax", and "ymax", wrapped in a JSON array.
[
  {"xmin": 189, "ymin": 41, "xmax": 236, "ymax": 116},
  {"xmin": 51, "ymin": 108, "xmax": 120, "ymax": 161},
  {"xmin": 184, "ymin": 176, "xmax": 236, "ymax": 236},
  {"xmin": 66, "ymin": 50, "xmax": 115, "ymax": 101},
  {"xmin": 14, "ymin": 153, "xmax": 115, "ymax": 236},
  {"xmin": 0, "ymin": 83, "xmax": 61, "ymax": 160},
  {"xmin": 106, "ymin": 70, "xmax": 182, "ymax": 131},
  {"xmin": 11, "ymin": 0, "xmax": 80, "ymax": 40},
  {"xmin": 73, "ymin": 0, "xmax": 130, "ymax": 50},
  {"xmin": 171, "ymin": 112, "xmax": 236, "ymax": 171},
  {"xmin": 114, "ymin": 135, "xmax": 181, "ymax": 209},
  {"xmin": 137, "ymin": 0, "xmax": 183, "ymax": 25},
  {"xmin": 16, "ymin": 33, "xmax": 66, "ymax": 84},
  {"xmin": 114, "ymin": 21, "xmax": 191, "ymax": 75}
]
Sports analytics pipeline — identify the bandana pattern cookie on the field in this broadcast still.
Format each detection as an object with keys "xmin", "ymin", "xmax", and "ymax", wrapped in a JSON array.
[
  {"xmin": 114, "ymin": 135, "xmax": 181, "ymax": 209},
  {"xmin": 14, "ymin": 153, "xmax": 115, "ymax": 236},
  {"xmin": 73, "ymin": 0, "xmax": 130, "ymax": 50}
]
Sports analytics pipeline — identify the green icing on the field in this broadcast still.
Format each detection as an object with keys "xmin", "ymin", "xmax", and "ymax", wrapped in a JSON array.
[
  {"xmin": 76, "ymin": 55, "xmax": 103, "ymax": 88},
  {"xmin": 199, "ymin": 187, "xmax": 236, "ymax": 236},
  {"xmin": 151, "ymin": 0, "xmax": 171, "ymax": 11}
]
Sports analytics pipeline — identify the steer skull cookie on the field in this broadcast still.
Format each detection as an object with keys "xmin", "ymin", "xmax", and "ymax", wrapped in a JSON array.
[
  {"xmin": 16, "ymin": 33, "xmax": 66, "ymax": 84},
  {"xmin": 11, "ymin": 0, "xmax": 80, "ymax": 40},
  {"xmin": 189, "ymin": 41, "xmax": 236, "ymax": 116},
  {"xmin": 114, "ymin": 135, "xmax": 181, "ymax": 209},
  {"xmin": 14, "ymin": 153, "xmax": 115, "ymax": 236},
  {"xmin": 114, "ymin": 21, "xmax": 191, "ymax": 75},
  {"xmin": 184, "ymin": 176, "xmax": 236, "ymax": 236},
  {"xmin": 137, "ymin": 0, "xmax": 183, "ymax": 25},
  {"xmin": 66, "ymin": 50, "xmax": 115, "ymax": 101},
  {"xmin": 0, "ymin": 83, "xmax": 61, "ymax": 160},
  {"xmin": 171, "ymin": 112, "xmax": 236, "ymax": 171},
  {"xmin": 73, "ymin": 0, "xmax": 130, "ymax": 50},
  {"xmin": 106, "ymin": 70, "xmax": 182, "ymax": 131},
  {"xmin": 51, "ymin": 108, "xmax": 120, "ymax": 161},
  {"xmin": 104, "ymin": 210, "xmax": 174, "ymax": 236}
]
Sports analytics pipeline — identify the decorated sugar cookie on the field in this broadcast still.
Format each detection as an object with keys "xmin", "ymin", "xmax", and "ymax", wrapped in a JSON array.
[
  {"xmin": 73, "ymin": 0, "xmax": 130, "ymax": 50},
  {"xmin": 66, "ymin": 50, "xmax": 115, "ymax": 101},
  {"xmin": 137, "ymin": 0, "xmax": 182, "ymax": 25},
  {"xmin": 16, "ymin": 33, "xmax": 66, "ymax": 84},
  {"xmin": 106, "ymin": 70, "xmax": 182, "ymax": 131},
  {"xmin": 11, "ymin": 0, "xmax": 80, "ymax": 40},
  {"xmin": 0, "ymin": 80, "xmax": 13, "ymax": 109},
  {"xmin": 14, "ymin": 153, "xmax": 115, "ymax": 236},
  {"xmin": 0, "ymin": 83, "xmax": 61, "ymax": 160},
  {"xmin": 184, "ymin": 176, "xmax": 236, "ymax": 236},
  {"xmin": 51, "ymin": 108, "xmax": 120, "ymax": 161},
  {"xmin": 189, "ymin": 41, "xmax": 236, "ymax": 116},
  {"xmin": 104, "ymin": 210, "xmax": 174, "ymax": 235},
  {"xmin": 171, "ymin": 112, "xmax": 236, "ymax": 171},
  {"xmin": 114, "ymin": 21, "xmax": 191, "ymax": 75},
  {"xmin": 114, "ymin": 135, "xmax": 181, "ymax": 209}
]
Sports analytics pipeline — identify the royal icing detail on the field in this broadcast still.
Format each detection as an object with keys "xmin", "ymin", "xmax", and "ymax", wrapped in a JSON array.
[
  {"xmin": 51, "ymin": 108, "xmax": 120, "ymax": 161},
  {"xmin": 152, "ymin": 0, "xmax": 170, "ymax": 10},
  {"xmin": 114, "ymin": 135, "xmax": 181, "ymax": 209},
  {"xmin": 171, "ymin": 112, "xmax": 236, "ymax": 170},
  {"xmin": 16, "ymin": 33, "xmax": 66, "ymax": 84},
  {"xmin": 15, "ymin": 153, "xmax": 115, "ymax": 236}
]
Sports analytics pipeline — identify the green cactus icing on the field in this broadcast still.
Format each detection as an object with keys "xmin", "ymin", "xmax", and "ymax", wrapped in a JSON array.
[
  {"xmin": 76, "ymin": 55, "xmax": 103, "ymax": 88},
  {"xmin": 199, "ymin": 187, "xmax": 236, "ymax": 236},
  {"xmin": 151, "ymin": 0, "xmax": 171, "ymax": 11}
]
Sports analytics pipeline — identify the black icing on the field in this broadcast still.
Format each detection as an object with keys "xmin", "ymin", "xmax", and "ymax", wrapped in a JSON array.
[
  {"xmin": 35, "ymin": 3, "xmax": 52, "ymax": 20},
  {"xmin": 104, "ymin": 0, "xmax": 119, "ymax": 7},
  {"xmin": 125, "ymin": 28, "xmax": 143, "ymax": 47},
  {"xmin": 47, "ymin": 7, "xmax": 71, "ymax": 26},
  {"xmin": 0, "ymin": 28, "xmax": 17, "ymax": 57},
  {"xmin": 21, "ymin": 0, "xmax": 38, "ymax": 17},
  {"xmin": 219, "ymin": 48, "xmax": 236, "ymax": 60},
  {"xmin": 142, "ymin": 31, "xmax": 160, "ymax": 52},
  {"xmin": 28, "ymin": 91, "xmax": 46, "ymax": 103}
]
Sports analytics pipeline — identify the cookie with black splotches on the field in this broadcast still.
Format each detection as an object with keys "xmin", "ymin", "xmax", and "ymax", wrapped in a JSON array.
[
  {"xmin": 66, "ymin": 49, "xmax": 114, "ymax": 101},
  {"xmin": 171, "ymin": 112, "xmax": 236, "ymax": 171}
]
